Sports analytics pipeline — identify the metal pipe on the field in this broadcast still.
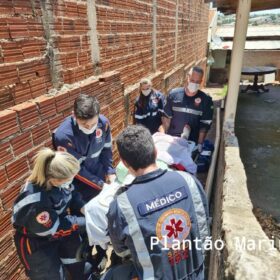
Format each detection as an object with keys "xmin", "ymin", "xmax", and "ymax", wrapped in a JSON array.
[{"xmin": 205, "ymin": 107, "xmax": 221, "ymax": 202}]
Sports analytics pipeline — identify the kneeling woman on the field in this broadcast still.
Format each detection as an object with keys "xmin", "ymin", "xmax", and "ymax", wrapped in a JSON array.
[
  {"xmin": 12, "ymin": 148, "xmax": 87, "ymax": 280},
  {"xmin": 134, "ymin": 78, "xmax": 165, "ymax": 134}
]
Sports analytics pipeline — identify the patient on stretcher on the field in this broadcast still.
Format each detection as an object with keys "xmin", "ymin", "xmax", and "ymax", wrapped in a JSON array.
[{"xmin": 85, "ymin": 134, "xmax": 197, "ymax": 249}]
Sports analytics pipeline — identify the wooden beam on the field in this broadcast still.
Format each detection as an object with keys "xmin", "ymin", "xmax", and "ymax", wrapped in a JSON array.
[
  {"xmin": 224, "ymin": 0, "xmax": 251, "ymax": 121},
  {"xmin": 211, "ymin": 0, "xmax": 280, "ymax": 14}
]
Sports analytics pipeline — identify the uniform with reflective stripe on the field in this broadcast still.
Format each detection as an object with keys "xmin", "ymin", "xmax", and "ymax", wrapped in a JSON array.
[
  {"xmin": 12, "ymin": 182, "xmax": 86, "ymax": 279},
  {"xmin": 134, "ymin": 90, "xmax": 165, "ymax": 134},
  {"xmin": 12, "ymin": 182, "xmax": 85, "ymax": 239},
  {"xmin": 53, "ymin": 114, "xmax": 115, "ymax": 202},
  {"xmin": 163, "ymin": 87, "xmax": 214, "ymax": 143},
  {"xmin": 107, "ymin": 169, "xmax": 208, "ymax": 280}
]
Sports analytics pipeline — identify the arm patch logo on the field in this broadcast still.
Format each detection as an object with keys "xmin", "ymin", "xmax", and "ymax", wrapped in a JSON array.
[
  {"xmin": 194, "ymin": 98, "xmax": 201, "ymax": 106},
  {"xmin": 96, "ymin": 128, "xmax": 103, "ymax": 138},
  {"xmin": 36, "ymin": 211, "xmax": 50, "ymax": 224}
]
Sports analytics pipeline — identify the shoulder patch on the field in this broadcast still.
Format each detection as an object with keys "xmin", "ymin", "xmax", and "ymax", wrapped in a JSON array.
[
  {"xmin": 194, "ymin": 97, "xmax": 201, "ymax": 106},
  {"xmin": 36, "ymin": 211, "xmax": 50, "ymax": 224},
  {"xmin": 96, "ymin": 128, "xmax": 103, "ymax": 138}
]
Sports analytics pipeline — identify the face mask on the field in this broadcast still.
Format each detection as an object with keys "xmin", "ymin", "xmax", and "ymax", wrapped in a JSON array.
[
  {"xmin": 59, "ymin": 180, "xmax": 73, "ymax": 190},
  {"xmin": 187, "ymin": 82, "xmax": 200, "ymax": 94},
  {"xmin": 141, "ymin": 89, "xmax": 152, "ymax": 96},
  {"xmin": 78, "ymin": 123, "xmax": 97, "ymax": 135}
]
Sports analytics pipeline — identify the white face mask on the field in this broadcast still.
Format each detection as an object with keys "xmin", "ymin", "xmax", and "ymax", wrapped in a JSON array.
[
  {"xmin": 59, "ymin": 180, "xmax": 73, "ymax": 190},
  {"xmin": 78, "ymin": 123, "xmax": 97, "ymax": 135},
  {"xmin": 187, "ymin": 82, "xmax": 200, "ymax": 94},
  {"xmin": 141, "ymin": 89, "xmax": 152, "ymax": 96}
]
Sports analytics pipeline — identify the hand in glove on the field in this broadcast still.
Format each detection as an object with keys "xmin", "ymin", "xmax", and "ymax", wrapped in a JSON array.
[{"xmin": 197, "ymin": 143, "xmax": 203, "ymax": 153}]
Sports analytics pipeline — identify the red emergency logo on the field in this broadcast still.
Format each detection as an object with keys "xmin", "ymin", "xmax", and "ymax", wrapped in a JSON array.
[
  {"xmin": 96, "ymin": 128, "xmax": 103, "ymax": 138},
  {"xmin": 166, "ymin": 218, "xmax": 184, "ymax": 238},
  {"xmin": 36, "ymin": 211, "xmax": 50, "ymax": 224},
  {"xmin": 156, "ymin": 208, "xmax": 191, "ymax": 248},
  {"xmin": 36, "ymin": 211, "xmax": 52, "ymax": 228}
]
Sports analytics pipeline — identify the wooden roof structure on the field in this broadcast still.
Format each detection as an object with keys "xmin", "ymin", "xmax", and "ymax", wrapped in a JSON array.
[{"xmin": 205, "ymin": 0, "xmax": 280, "ymax": 14}]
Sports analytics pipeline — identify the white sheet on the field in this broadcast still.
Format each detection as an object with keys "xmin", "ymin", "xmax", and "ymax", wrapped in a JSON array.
[
  {"xmin": 85, "ymin": 134, "xmax": 197, "ymax": 248},
  {"xmin": 85, "ymin": 181, "xmax": 121, "ymax": 249},
  {"xmin": 153, "ymin": 132, "xmax": 197, "ymax": 174}
]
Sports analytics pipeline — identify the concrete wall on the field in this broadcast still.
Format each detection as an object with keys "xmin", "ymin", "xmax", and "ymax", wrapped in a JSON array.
[
  {"xmin": 243, "ymin": 50, "xmax": 280, "ymax": 69},
  {"xmin": 212, "ymin": 50, "xmax": 227, "ymax": 69},
  {"xmin": 242, "ymin": 50, "xmax": 280, "ymax": 82},
  {"xmin": 0, "ymin": 0, "xmax": 209, "ymax": 278},
  {"xmin": 210, "ymin": 50, "xmax": 280, "ymax": 84},
  {"xmin": 209, "ymin": 119, "xmax": 280, "ymax": 280}
]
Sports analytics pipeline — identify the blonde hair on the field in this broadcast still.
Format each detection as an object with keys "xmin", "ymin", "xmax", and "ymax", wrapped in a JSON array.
[{"xmin": 28, "ymin": 148, "xmax": 80, "ymax": 187}]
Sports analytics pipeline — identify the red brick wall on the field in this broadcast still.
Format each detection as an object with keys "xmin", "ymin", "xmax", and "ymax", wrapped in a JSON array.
[
  {"xmin": 164, "ymin": 0, "xmax": 208, "ymax": 71},
  {"xmin": 95, "ymin": 0, "xmax": 208, "ymax": 87},
  {"xmin": 96, "ymin": 0, "xmax": 154, "ymax": 86},
  {"xmin": 0, "ymin": 71, "xmax": 125, "ymax": 279},
  {"xmin": 0, "ymin": 0, "xmax": 209, "ymax": 278},
  {"xmin": 0, "ymin": 1, "xmax": 52, "ymax": 110},
  {"xmin": 51, "ymin": 0, "xmax": 94, "ymax": 84}
]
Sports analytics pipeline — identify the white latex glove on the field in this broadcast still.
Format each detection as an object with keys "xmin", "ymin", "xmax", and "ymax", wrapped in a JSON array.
[
  {"xmin": 197, "ymin": 143, "xmax": 203, "ymax": 153},
  {"xmin": 181, "ymin": 126, "xmax": 191, "ymax": 140}
]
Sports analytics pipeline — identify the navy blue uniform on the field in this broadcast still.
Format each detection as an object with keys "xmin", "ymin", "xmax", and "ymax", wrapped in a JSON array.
[
  {"xmin": 134, "ymin": 90, "xmax": 165, "ymax": 134},
  {"xmin": 164, "ymin": 88, "xmax": 214, "ymax": 143},
  {"xmin": 107, "ymin": 169, "xmax": 209, "ymax": 280},
  {"xmin": 12, "ymin": 182, "xmax": 86, "ymax": 280},
  {"xmin": 53, "ymin": 115, "xmax": 115, "ymax": 202}
]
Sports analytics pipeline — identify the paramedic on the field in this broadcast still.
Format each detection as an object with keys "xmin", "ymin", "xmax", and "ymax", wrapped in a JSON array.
[
  {"xmin": 12, "ymin": 148, "xmax": 87, "ymax": 280},
  {"xmin": 106, "ymin": 125, "xmax": 209, "ymax": 280},
  {"xmin": 134, "ymin": 78, "xmax": 165, "ymax": 134},
  {"xmin": 160, "ymin": 66, "xmax": 214, "ymax": 152},
  {"xmin": 53, "ymin": 94, "xmax": 116, "ymax": 202}
]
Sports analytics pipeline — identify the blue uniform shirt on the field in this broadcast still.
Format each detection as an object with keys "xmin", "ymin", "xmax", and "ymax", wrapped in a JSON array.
[
  {"xmin": 107, "ymin": 169, "xmax": 209, "ymax": 280},
  {"xmin": 12, "ymin": 182, "xmax": 85, "ymax": 239},
  {"xmin": 164, "ymin": 88, "xmax": 214, "ymax": 143},
  {"xmin": 134, "ymin": 90, "xmax": 165, "ymax": 134},
  {"xmin": 53, "ymin": 115, "xmax": 115, "ymax": 201}
]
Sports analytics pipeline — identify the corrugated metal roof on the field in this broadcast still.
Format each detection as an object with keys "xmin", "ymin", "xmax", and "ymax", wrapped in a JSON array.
[
  {"xmin": 216, "ymin": 26, "xmax": 280, "ymax": 38},
  {"xmin": 211, "ymin": 40, "xmax": 280, "ymax": 50}
]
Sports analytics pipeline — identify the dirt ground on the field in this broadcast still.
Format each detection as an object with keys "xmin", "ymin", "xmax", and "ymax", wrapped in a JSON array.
[{"xmin": 253, "ymin": 207, "xmax": 280, "ymax": 250}]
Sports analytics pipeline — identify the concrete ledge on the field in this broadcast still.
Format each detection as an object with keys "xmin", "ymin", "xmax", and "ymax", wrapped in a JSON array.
[{"xmin": 222, "ymin": 120, "xmax": 280, "ymax": 279}]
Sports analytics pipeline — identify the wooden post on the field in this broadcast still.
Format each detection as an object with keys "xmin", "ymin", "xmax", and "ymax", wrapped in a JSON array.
[{"xmin": 224, "ymin": 0, "xmax": 251, "ymax": 121}]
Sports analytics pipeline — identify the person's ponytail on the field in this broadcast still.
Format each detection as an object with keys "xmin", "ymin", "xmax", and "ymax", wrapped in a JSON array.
[
  {"xmin": 28, "ymin": 147, "xmax": 80, "ymax": 188},
  {"xmin": 28, "ymin": 148, "xmax": 56, "ymax": 186}
]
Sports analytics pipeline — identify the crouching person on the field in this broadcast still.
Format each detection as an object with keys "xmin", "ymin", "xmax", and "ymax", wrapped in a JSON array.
[
  {"xmin": 12, "ymin": 148, "xmax": 88, "ymax": 280},
  {"xmin": 105, "ymin": 125, "xmax": 209, "ymax": 280}
]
